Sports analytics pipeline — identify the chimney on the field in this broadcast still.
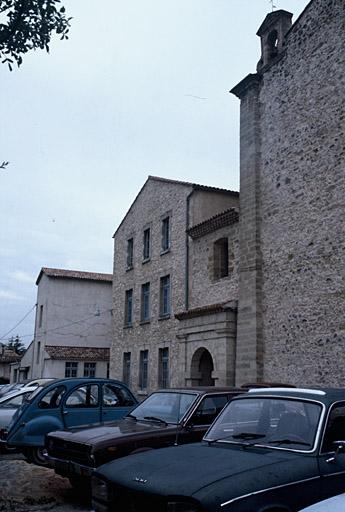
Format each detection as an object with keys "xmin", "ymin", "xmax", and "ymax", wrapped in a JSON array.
[{"xmin": 256, "ymin": 10, "xmax": 293, "ymax": 71}]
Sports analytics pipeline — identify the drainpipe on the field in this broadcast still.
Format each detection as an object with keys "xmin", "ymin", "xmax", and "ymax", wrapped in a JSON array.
[{"xmin": 185, "ymin": 191, "xmax": 193, "ymax": 310}]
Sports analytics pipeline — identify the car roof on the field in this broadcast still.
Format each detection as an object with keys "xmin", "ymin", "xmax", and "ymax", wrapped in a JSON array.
[
  {"xmin": 238, "ymin": 387, "xmax": 345, "ymax": 404},
  {"xmin": 153, "ymin": 387, "xmax": 246, "ymax": 395}
]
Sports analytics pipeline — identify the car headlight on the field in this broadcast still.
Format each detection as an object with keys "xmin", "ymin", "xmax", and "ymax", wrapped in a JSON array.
[
  {"xmin": 167, "ymin": 502, "xmax": 198, "ymax": 512},
  {"xmin": 91, "ymin": 476, "xmax": 109, "ymax": 501}
]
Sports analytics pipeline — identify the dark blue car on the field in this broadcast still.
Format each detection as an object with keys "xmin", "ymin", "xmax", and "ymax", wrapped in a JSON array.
[{"xmin": 1, "ymin": 377, "xmax": 137, "ymax": 465}]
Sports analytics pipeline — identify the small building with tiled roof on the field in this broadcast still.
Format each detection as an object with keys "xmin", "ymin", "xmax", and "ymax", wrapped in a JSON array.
[
  {"xmin": 0, "ymin": 347, "xmax": 21, "ymax": 383},
  {"xmin": 11, "ymin": 267, "xmax": 113, "ymax": 382}
]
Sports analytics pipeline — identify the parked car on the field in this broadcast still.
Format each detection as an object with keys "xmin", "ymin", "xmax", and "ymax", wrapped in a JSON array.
[
  {"xmin": 0, "ymin": 378, "xmax": 55, "ymax": 398},
  {"xmin": 299, "ymin": 493, "xmax": 345, "ymax": 511},
  {"xmin": 44, "ymin": 386, "xmax": 246, "ymax": 488},
  {"xmin": 91, "ymin": 387, "xmax": 345, "ymax": 512},
  {"xmin": 0, "ymin": 385, "xmax": 37, "ymax": 435},
  {"xmin": 1, "ymin": 377, "xmax": 138, "ymax": 465}
]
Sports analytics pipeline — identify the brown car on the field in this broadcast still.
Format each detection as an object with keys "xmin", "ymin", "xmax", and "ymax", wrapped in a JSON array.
[{"xmin": 44, "ymin": 386, "xmax": 247, "ymax": 489}]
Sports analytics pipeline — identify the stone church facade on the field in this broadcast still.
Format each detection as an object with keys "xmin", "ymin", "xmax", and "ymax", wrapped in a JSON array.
[
  {"xmin": 232, "ymin": 0, "xmax": 345, "ymax": 386},
  {"xmin": 111, "ymin": 0, "xmax": 345, "ymax": 394}
]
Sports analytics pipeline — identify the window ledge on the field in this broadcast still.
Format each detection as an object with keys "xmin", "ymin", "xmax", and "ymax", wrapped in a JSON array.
[
  {"xmin": 140, "ymin": 320, "xmax": 151, "ymax": 325},
  {"xmin": 160, "ymin": 248, "xmax": 171, "ymax": 256},
  {"xmin": 123, "ymin": 324, "xmax": 133, "ymax": 329},
  {"xmin": 158, "ymin": 314, "xmax": 171, "ymax": 321},
  {"xmin": 126, "ymin": 266, "xmax": 134, "ymax": 272},
  {"xmin": 142, "ymin": 258, "xmax": 151, "ymax": 264}
]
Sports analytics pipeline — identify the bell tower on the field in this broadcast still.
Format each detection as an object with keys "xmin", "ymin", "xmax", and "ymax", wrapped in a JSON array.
[{"xmin": 256, "ymin": 10, "xmax": 292, "ymax": 71}]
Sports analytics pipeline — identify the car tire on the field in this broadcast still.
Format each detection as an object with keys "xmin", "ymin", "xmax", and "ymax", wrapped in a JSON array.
[{"xmin": 25, "ymin": 446, "xmax": 50, "ymax": 466}]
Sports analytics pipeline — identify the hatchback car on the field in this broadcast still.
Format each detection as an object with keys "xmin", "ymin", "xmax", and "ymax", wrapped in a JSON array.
[
  {"xmin": 1, "ymin": 377, "xmax": 138, "ymax": 465},
  {"xmin": 44, "ymin": 386, "xmax": 245, "ymax": 489},
  {"xmin": 91, "ymin": 387, "xmax": 345, "ymax": 512}
]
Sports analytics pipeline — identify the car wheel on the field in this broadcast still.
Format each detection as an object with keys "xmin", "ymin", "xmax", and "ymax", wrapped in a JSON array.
[{"xmin": 25, "ymin": 446, "xmax": 50, "ymax": 466}]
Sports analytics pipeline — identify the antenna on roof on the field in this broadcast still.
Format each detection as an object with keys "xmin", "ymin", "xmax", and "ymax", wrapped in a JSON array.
[{"xmin": 269, "ymin": 0, "xmax": 277, "ymax": 11}]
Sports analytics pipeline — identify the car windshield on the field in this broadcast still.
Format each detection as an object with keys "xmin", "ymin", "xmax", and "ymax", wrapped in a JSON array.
[
  {"xmin": 129, "ymin": 391, "xmax": 197, "ymax": 424},
  {"xmin": 204, "ymin": 397, "xmax": 322, "ymax": 451}
]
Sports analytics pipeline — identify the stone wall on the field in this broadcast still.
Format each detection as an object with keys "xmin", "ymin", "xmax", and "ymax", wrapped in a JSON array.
[
  {"xmin": 111, "ymin": 178, "xmax": 194, "ymax": 396},
  {"xmin": 189, "ymin": 222, "xmax": 239, "ymax": 309},
  {"xmin": 259, "ymin": 0, "xmax": 345, "ymax": 385}
]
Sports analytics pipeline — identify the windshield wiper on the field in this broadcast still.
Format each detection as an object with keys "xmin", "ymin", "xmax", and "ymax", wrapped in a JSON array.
[
  {"xmin": 207, "ymin": 432, "xmax": 266, "ymax": 445},
  {"xmin": 232, "ymin": 432, "xmax": 266, "ymax": 440},
  {"xmin": 126, "ymin": 413, "xmax": 137, "ymax": 421},
  {"xmin": 269, "ymin": 438, "xmax": 310, "ymax": 447},
  {"xmin": 143, "ymin": 416, "xmax": 168, "ymax": 425}
]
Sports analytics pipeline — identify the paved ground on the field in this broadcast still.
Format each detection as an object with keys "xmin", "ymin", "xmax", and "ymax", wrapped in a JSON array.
[{"xmin": 0, "ymin": 451, "xmax": 93, "ymax": 512}]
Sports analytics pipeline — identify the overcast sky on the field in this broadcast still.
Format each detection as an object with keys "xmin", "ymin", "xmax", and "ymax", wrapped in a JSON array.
[{"xmin": 0, "ymin": 0, "xmax": 310, "ymax": 347}]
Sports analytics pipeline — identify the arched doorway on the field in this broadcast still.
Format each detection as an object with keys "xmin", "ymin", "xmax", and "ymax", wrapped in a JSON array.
[{"xmin": 190, "ymin": 348, "xmax": 215, "ymax": 386}]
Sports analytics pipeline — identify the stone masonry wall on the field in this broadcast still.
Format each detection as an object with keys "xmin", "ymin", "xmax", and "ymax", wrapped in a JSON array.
[
  {"xmin": 189, "ymin": 223, "xmax": 239, "ymax": 309},
  {"xmin": 259, "ymin": 0, "xmax": 345, "ymax": 385},
  {"xmin": 111, "ymin": 179, "xmax": 194, "ymax": 396}
]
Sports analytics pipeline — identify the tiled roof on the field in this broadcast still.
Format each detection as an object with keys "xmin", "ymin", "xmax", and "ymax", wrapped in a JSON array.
[
  {"xmin": 36, "ymin": 268, "xmax": 113, "ymax": 285},
  {"xmin": 175, "ymin": 301, "xmax": 237, "ymax": 321},
  {"xmin": 0, "ymin": 348, "xmax": 21, "ymax": 363},
  {"xmin": 148, "ymin": 176, "xmax": 239, "ymax": 196},
  {"xmin": 45, "ymin": 345, "xmax": 110, "ymax": 361},
  {"xmin": 187, "ymin": 208, "xmax": 239, "ymax": 239}
]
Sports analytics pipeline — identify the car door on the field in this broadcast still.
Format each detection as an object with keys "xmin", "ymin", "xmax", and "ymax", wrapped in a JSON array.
[
  {"xmin": 318, "ymin": 403, "xmax": 345, "ymax": 500},
  {"xmin": 101, "ymin": 383, "xmax": 137, "ymax": 422},
  {"xmin": 62, "ymin": 383, "xmax": 101, "ymax": 428}
]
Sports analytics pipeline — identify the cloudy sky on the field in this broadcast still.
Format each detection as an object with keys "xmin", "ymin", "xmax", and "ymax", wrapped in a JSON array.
[{"xmin": 0, "ymin": 0, "xmax": 309, "ymax": 347}]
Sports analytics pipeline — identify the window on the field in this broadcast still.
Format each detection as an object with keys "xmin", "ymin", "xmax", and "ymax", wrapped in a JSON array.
[
  {"xmin": 38, "ymin": 386, "xmax": 65, "ymax": 409},
  {"xmin": 161, "ymin": 215, "xmax": 170, "ymax": 252},
  {"xmin": 0, "ymin": 391, "xmax": 33, "ymax": 409},
  {"xmin": 124, "ymin": 289, "xmax": 133, "ymax": 326},
  {"xmin": 126, "ymin": 237, "xmax": 134, "ymax": 269},
  {"xmin": 38, "ymin": 305, "xmax": 43, "ymax": 328},
  {"xmin": 141, "ymin": 282, "xmax": 150, "ymax": 322},
  {"xmin": 214, "ymin": 237, "xmax": 229, "ymax": 279},
  {"xmin": 160, "ymin": 275, "xmax": 171, "ymax": 317},
  {"xmin": 65, "ymin": 384, "xmax": 99, "ymax": 408},
  {"xmin": 65, "ymin": 361, "xmax": 78, "ymax": 378},
  {"xmin": 84, "ymin": 362, "xmax": 96, "ymax": 378},
  {"xmin": 102, "ymin": 383, "xmax": 136, "ymax": 407},
  {"xmin": 143, "ymin": 227, "xmax": 151, "ymax": 261},
  {"xmin": 139, "ymin": 349, "xmax": 149, "ymax": 390},
  {"xmin": 36, "ymin": 341, "xmax": 41, "ymax": 365},
  {"xmin": 158, "ymin": 347, "xmax": 169, "ymax": 388},
  {"xmin": 122, "ymin": 352, "xmax": 131, "ymax": 386}
]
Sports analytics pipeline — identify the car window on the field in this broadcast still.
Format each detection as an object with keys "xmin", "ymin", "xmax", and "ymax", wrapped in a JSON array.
[
  {"xmin": 0, "ymin": 392, "xmax": 32, "ymax": 409},
  {"xmin": 102, "ymin": 384, "xmax": 135, "ymax": 407},
  {"xmin": 131, "ymin": 392, "xmax": 196, "ymax": 423},
  {"xmin": 321, "ymin": 403, "xmax": 345, "ymax": 453},
  {"xmin": 65, "ymin": 384, "xmax": 99, "ymax": 408},
  {"xmin": 205, "ymin": 397, "xmax": 322, "ymax": 451},
  {"xmin": 38, "ymin": 385, "xmax": 66, "ymax": 409},
  {"xmin": 191, "ymin": 395, "xmax": 229, "ymax": 426}
]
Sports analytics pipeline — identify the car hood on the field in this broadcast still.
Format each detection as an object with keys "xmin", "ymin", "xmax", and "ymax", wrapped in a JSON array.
[
  {"xmin": 47, "ymin": 418, "xmax": 174, "ymax": 445},
  {"xmin": 96, "ymin": 442, "xmax": 309, "ymax": 502}
]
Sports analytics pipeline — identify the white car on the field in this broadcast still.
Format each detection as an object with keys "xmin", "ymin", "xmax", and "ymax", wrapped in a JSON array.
[
  {"xmin": 300, "ymin": 493, "xmax": 345, "ymax": 511},
  {"xmin": 0, "ymin": 386, "xmax": 37, "ymax": 430}
]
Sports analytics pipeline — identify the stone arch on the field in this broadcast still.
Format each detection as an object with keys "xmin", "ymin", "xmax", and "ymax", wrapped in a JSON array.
[{"xmin": 190, "ymin": 347, "xmax": 215, "ymax": 386}]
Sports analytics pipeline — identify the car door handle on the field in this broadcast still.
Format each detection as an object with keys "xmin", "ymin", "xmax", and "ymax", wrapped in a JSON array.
[{"xmin": 62, "ymin": 410, "xmax": 69, "ymax": 415}]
